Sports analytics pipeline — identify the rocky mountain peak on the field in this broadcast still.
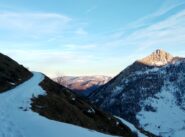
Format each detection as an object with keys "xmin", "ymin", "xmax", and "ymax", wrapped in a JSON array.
[{"xmin": 138, "ymin": 49, "xmax": 174, "ymax": 66}]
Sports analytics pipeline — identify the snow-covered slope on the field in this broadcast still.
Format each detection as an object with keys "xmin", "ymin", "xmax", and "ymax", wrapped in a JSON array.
[
  {"xmin": 137, "ymin": 80, "xmax": 185, "ymax": 137},
  {"xmin": 89, "ymin": 49, "xmax": 185, "ymax": 137},
  {"xmin": 0, "ymin": 72, "xmax": 116, "ymax": 137}
]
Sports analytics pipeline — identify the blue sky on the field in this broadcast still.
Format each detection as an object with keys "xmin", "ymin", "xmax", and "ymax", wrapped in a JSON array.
[{"xmin": 0, "ymin": 0, "xmax": 185, "ymax": 77}]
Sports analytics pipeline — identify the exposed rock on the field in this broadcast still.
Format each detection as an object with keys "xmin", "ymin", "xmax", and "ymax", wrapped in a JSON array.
[{"xmin": 138, "ymin": 49, "xmax": 173, "ymax": 66}]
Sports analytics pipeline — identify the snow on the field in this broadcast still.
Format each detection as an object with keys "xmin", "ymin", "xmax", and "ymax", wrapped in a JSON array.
[
  {"xmin": 87, "ymin": 107, "xmax": 95, "ymax": 114},
  {"xmin": 110, "ymin": 86, "xmax": 123, "ymax": 98},
  {"xmin": 137, "ymin": 81, "xmax": 185, "ymax": 137},
  {"xmin": 0, "ymin": 72, "xmax": 118, "ymax": 137},
  {"xmin": 135, "ymin": 67, "xmax": 160, "ymax": 75},
  {"xmin": 115, "ymin": 116, "xmax": 146, "ymax": 137},
  {"xmin": 9, "ymin": 82, "xmax": 16, "ymax": 85},
  {"xmin": 71, "ymin": 97, "xmax": 76, "ymax": 101}
]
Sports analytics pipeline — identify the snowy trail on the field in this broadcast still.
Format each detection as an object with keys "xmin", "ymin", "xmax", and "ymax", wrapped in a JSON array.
[
  {"xmin": 0, "ymin": 72, "xmax": 117, "ymax": 137},
  {"xmin": 0, "ymin": 72, "xmax": 44, "ymax": 137}
]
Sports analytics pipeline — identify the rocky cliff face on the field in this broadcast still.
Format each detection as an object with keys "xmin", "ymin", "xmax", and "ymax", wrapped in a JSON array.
[
  {"xmin": 138, "ymin": 49, "xmax": 174, "ymax": 66},
  {"xmin": 89, "ymin": 49, "xmax": 185, "ymax": 137}
]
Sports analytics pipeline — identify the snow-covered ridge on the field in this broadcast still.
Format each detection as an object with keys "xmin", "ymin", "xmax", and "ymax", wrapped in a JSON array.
[
  {"xmin": 55, "ymin": 75, "xmax": 111, "ymax": 86},
  {"xmin": 0, "ymin": 72, "xmax": 118, "ymax": 137},
  {"xmin": 54, "ymin": 75, "xmax": 111, "ymax": 96}
]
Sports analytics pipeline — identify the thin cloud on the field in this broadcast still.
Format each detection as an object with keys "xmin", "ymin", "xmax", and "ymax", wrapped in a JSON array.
[
  {"xmin": 95, "ymin": 2, "xmax": 185, "ymax": 52},
  {"xmin": 74, "ymin": 27, "xmax": 88, "ymax": 36},
  {"xmin": 86, "ymin": 6, "xmax": 97, "ymax": 14},
  {"xmin": 1, "ymin": 49, "xmax": 95, "ymax": 65},
  {"xmin": 64, "ymin": 44, "xmax": 96, "ymax": 50},
  {"xmin": 154, "ymin": 0, "xmax": 185, "ymax": 16},
  {"xmin": 101, "ymin": 0, "xmax": 185, "ymax": 37},
  {"xmin": 129, "ymin": 9, "xmax": 185, "ymax": 50},
  {"xmin": 0, "ymin": 12, "xmax": 71, "ymax": 38}
]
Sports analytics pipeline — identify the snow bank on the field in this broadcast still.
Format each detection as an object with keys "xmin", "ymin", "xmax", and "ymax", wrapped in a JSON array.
[{"xmin": 115, "ymin": 116, "xmax": 146, "ymax": 137}]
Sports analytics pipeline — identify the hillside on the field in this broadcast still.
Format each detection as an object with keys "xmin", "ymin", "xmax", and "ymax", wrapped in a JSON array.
[
  {"xmin": 0, "ymin": 53, "xmax": 32, "ymax": 93},
  {"xmin": 89, "ymin": 49, "xmax": 185, "ymax": 137},
  {"xmin": 32, "ymin": 75, "xmax": 138, "ymax": 137}
]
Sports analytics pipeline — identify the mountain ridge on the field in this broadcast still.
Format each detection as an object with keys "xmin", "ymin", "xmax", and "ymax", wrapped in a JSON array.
[
  {"xmin": 54, "ymin": 75, "xmax": 111, "ymax": 96},
  {"xmin": 89, "ymin": 49, "xmax": 185, "ymax": 137}
]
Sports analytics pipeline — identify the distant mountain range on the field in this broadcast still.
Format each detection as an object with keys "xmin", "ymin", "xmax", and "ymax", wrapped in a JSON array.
[
  {"xmin": 89, "ymin": 49, "xmax": 185, "ymax": 137},
  {"xmin": 54, "ymin": 76, "xmax": 111, "ymax": 96}
]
